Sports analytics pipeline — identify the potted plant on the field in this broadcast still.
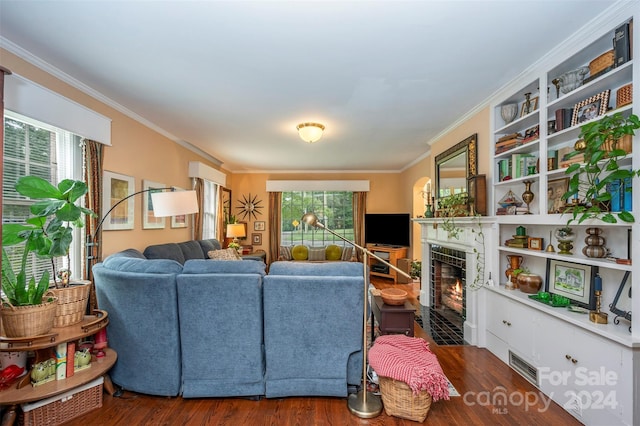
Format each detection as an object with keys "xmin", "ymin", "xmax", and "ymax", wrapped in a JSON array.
[
  {"xmin": 562, "ymin": 112, "xmax": 640, "ymax": 224},
  {"xmin": 410, "ymin": 260, "xmax": 421, "ymax": 281},
  {"xmin": 2, "ymin": 176, "xmax": 96, "ymax": 330}
]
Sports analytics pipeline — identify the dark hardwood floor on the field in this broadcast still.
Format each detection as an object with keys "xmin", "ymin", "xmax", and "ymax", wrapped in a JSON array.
[{"xmin": 64, "ymin": 278, "xmax": 580, "ymax": 425}]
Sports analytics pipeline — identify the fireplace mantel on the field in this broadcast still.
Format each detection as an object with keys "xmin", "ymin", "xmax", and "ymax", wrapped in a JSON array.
[{"xmin": 414, "ymin": 217, "xmax": 497, "ymax": 346}]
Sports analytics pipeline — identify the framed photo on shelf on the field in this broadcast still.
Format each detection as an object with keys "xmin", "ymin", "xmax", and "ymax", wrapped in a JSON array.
[
  {"xmin": 520, "ymin": 96, "xmax": 539, "ymax": 117},
  {"xmin": 570, "ymin": 89, "xmax": 610, "ymax": 126},
  {"xmin": 143, "ymin": 180, "xmax": 166, "ymax": 229},
  {"xmin": 547, "ymin": 177, "xmax": 569, "ymax": 214},
  {"xmin": 102, "ymin": 171, "xmax": 135, "ymax": 231},
  {"xmin": 252, "ymin": 233, "xmax": 262, "ymax": 245},
  {"xmin": 528, "ymin": 237, "xmax": 543, "ymax": 250},
  {"xmin": 254, "ymin": 221, "xmax": 266, "ymax": 231},
  {"xmin": 545, "ymin": 259, "xmax": 596, "ymax": 309}
]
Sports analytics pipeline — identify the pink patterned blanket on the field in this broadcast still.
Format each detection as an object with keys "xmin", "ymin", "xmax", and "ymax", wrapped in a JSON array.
[{"xmin": 368, "ymin": 335, "xmax": 450, "ymax": 401}]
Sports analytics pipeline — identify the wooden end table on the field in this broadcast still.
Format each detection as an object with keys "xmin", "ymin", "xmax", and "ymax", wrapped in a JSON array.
[{"xmin": 371, "ymin": 295, "xmax": 415, "ymax": 341}]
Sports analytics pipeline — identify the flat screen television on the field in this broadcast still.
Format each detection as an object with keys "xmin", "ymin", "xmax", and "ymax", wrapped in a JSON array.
[{"xmin": 364, "ymin": 213, "xmax": 411, "ymax": 247}]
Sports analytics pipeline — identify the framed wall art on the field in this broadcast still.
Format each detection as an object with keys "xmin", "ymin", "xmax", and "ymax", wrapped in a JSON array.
[
  {"xmin": 143, "ymin": 180, "xmax": 166, "ymax": 229},
  {"xmin": 545, "ymin": 259, "xmax": 596, "ymax": 309},
  {"xmin": 570, "ymin": 89, "xmax": 610, "ymax": 126},
  {"xmin": 254, "ymin": 221, "xmax": 266, "ymax": 231},
  {"xmin": 170, "ymin": 187, "xmax": 189, "ymax": 228},
  {"xmin": 252, "ymin": 233, "xmax": 262, "ymax": 245},
  {"xmin": 102, "ymin": 171, "xmax": 135, "ymax": 231}
]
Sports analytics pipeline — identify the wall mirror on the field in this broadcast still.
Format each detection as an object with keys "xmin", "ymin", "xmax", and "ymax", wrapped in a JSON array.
[{"xmin": 435, "ymin": 133, "xmax": 477, "ymax": 198}]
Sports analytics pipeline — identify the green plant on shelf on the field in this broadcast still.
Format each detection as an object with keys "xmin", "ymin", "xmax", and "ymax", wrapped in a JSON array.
[
  {"xmin": 562, "ymin": 112, "xmax": 640, "ymax": 224},
  {"xmin": 437, "ymin": 193, "xmax": 470, "ymax": 239}
]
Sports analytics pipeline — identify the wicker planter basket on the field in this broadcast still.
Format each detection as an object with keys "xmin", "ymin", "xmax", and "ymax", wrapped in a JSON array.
[
  {"xmin": 49, "ymin": 281, "xmax": 91, "ymax": 327},
  {"xmin": 379, "ymin": 376, "xmax": 433, "ymax": 422},
  {"xmin": 1, "ymin": 294, "xmax": 58, "ymax": 338}
]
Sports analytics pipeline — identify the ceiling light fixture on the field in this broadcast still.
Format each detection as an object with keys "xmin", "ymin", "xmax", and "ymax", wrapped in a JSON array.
[{"xmin": 296, "ymin": 122, "xmax": 325, "ymax": 143}]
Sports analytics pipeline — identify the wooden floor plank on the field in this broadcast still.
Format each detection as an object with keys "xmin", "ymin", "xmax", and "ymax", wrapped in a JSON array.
[{"xmin": 61, "ymin": 277, "xmax": 580, "ymax": 425}]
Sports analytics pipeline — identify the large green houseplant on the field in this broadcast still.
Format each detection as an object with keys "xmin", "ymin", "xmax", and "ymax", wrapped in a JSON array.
[
  {"xmin": 563, "ymin": 112, "xmax": 640, "ymax": 224},
  {"xmin": 2, "ymin": 176, "xmax": 95, "ymax": 307}
]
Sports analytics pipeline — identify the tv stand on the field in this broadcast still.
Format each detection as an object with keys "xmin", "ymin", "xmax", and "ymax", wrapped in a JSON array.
[{"xmin": 366, "ymin": 244, "xmax": 408, "ymax": 284}]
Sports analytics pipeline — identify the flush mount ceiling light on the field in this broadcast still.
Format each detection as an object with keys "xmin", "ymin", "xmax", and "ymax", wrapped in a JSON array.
[{"xmin": 296, "ymin": 122, "xmax": 325, "ymax": 143}]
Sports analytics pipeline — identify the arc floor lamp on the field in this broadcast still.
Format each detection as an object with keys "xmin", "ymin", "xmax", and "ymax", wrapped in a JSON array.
[
  {"xmin": 85, "ymin": 187, "xmax": 199, "ymax": 277},
  {"xmin": 301, "ymin": 212, "xmax": 411, "ymax": 418}
]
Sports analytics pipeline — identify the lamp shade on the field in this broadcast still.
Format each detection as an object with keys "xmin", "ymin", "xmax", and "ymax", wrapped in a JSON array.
[
  {"xmin": 151, "ymin": 190, "xmax": 199, "ymax": 217},
  {"xmin": 226, "ymin": 223, "xmax": 246, "ymax": 239},
  {"xmin": 296, "ymin": 122, "xmax": 325, "ymax": 143}
]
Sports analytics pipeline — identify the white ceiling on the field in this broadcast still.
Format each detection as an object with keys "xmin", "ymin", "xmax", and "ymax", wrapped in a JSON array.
[{"xmin": 0, "ymin": 1, "xmax": 618, "ymax": 172}]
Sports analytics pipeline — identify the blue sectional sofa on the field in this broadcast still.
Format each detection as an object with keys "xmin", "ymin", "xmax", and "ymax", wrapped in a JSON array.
[{"xmin": 92, "ymin": 242, "xmax": 364, "ymax": 399}]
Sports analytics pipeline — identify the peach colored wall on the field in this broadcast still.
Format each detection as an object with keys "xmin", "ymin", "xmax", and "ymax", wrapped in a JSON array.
[
  {"xmin": 1, "ymin": 49, "xmax": 228, "ymax": 257},
  {"xmin": 400, "ymin": 107, "xmax": 491, "ymax": 260}
]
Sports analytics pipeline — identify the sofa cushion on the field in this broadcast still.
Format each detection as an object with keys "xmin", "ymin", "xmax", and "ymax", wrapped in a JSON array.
[
  {"xmin": 144, "ymin": 243, "xmax": 185, "ymax": 264},
  {"xmin": 197, "ymin": 239, "xmax": 221, "ymax": 256},
  {"xmin": 268, "ymin": 261, "xmax": 363, "ymax": 277},
  {"xmin": 325, "ymin": 245, "xmax": 342, "ymax": 261},
  {"xmin": 106, "ymin": 248, "xmax": 147, "ymax": 260},
  {"xmin": 341, "ymin": 246, "xmax": 354, "ymax": 261},
  {"xmin": 279, "ymin": 246, "xmax": 293, "ymax": 261},
  {"xmin": 291, "ymin": 245, "xmax": 308, "ymax": 260},
  {"xmin": 102, "ymin": 256, "xmax": 183, "ymax": 274},
  {"xmin": 307, "ymin": 247, "xmax": 326, "ymax": 261},
  {"xmin": 183, "ymin": 259, "xmax": 267, "ymax": 275},
  {"xmin": 179, "ymin": 240, "xmax": 206, "ymax": 261},
  {"xmin": 208, "ymin": 248, "xmax": 242, "ymax": 261}
]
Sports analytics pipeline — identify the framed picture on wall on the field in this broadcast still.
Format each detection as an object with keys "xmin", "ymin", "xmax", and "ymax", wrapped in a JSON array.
[
  {"xmin": 252, "ymin": 233, "xmax": 262, "ymax": 245},
  {"xmin": 254, "ymin": 221, "xmax": 265, "ymax": 231},
  {"xmin": 102, "ymin": 171, "xmax": 135, "ymax": 230},
  {"xmin": 143, "ymin": 180, "xmax": 166, "ymax": 229},
  {"xmin": 170, "ymin": 187, "xmax": 188, "ymax": 228}
]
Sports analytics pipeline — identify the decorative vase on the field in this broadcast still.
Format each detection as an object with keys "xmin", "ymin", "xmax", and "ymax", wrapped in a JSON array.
[
  {"xmin": 554, "ymin": 227, "xmax": 576, "ymax": 255},
  {"xmin": 500, "ymin": 103, "xmax": 518, "ymax": 124},
  {"xmin": 522, "ymin": 180, "xmax": 534, "ymax": 214},
  {"xmin": 557, "ymin": 66, "xmax": 589, "ymax": 94},
  {"xmin": 517, "ymin": 273, "xmax": 543, "ymax": 294},
  {"xmin": 505, "ymin": 255, "xmax": 523, "ymax": 286},
  {"xmin": 582, "ymin": 227, "xmax": 608, "ymax": 258},
  {"xmin": 424, "ymin": 204, "xmax": 434, "ymax": 218}
]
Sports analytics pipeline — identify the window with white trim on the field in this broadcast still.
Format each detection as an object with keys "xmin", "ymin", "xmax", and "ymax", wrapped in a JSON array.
[
  {"xmin": 3, "ymin": 111, "xmax": 84, "ymax": 280},
  {"xmin": 281, "ymin": 191, "xmax": 354, "ymax": 246},
  {"xmin": 201, "ymin": 179, "xmax": 219, "ymax": 239}
]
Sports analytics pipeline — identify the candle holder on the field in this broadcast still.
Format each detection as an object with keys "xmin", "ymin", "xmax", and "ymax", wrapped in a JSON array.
[{"xmin": 589, "ymin": 291, "xmax": 608, "ymax": 324}]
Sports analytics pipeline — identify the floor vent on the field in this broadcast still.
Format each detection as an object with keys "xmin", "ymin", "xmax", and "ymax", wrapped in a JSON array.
[{"xmin": 509, "ymin": 351, "xmax": 538, "ymax": 386}]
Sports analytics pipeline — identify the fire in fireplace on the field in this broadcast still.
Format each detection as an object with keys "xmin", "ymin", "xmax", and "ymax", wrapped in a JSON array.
[{"xmin": 422, "ymin": 245, "xmax": 466, "ymax": 345}]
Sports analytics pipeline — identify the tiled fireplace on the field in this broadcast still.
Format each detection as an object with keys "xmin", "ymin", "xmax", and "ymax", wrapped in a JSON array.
[
  {"xmin": 416, "ymin": 218, "xmax": 494, "ymax": 346},
  {"xmin": 426, "ymin": 245, "xmax": 466, "ymax": 344}
]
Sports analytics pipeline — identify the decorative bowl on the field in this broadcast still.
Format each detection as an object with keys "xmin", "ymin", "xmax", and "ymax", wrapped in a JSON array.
[{"xmin": 380, "ymin": 288, "xmax": 408, "ymax": 305}]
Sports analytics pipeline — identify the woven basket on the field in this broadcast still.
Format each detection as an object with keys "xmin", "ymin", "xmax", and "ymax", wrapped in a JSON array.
[
  {"xmin": 589, "ymin": 50, "xmax": 614, "ymax": 76},
  {"xmin": 379, "ymin": 377, "xmax": 433, "ymax": 422},
  {"xmin": 49, "ymin": 282, "xmax": 91, "ymax": 327},
  {"xmin": 1, "ymin": 294, "xmax": 58, "ymax": 338},
  {"xmin": 616, "ymin": 83, "xmax": 632, "ymax": 108},
  {"xmin": 20, "ymin": 377, "xmax": 103, "ymax": 426}
]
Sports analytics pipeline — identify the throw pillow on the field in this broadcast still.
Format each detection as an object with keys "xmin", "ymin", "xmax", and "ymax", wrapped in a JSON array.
[
  {"xmin": 325, "ymin": 244, "xmax": 342, "ymax": 261},
  {"xmin": 308, "ymin": 247, "xmax": 326, "ymax": 261},
  {"xmin": 279, "ymin": 245, "xmax": 293, "ymax": 261},
  {"xmin": 291, "ymin": 245, "xmax": 309, "ymax": 260},
  {"xmin": 341, "ymin": 246, "xmax": 354, "ymax": 261},
  {"xmin": 207, "ymin": 248, "xmax": 242, "ymax": 261}
]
